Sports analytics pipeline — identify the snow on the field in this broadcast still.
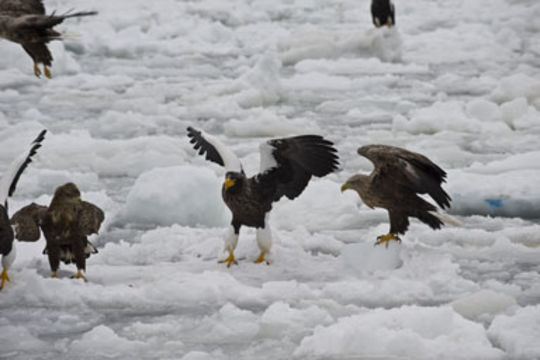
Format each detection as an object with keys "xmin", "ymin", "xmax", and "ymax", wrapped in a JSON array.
[{"xmin": 1, "ymin": 0, "xmax": 539, "ymax": 358}]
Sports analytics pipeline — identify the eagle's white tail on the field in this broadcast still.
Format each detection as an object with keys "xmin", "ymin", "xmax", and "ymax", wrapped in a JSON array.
[{"xmin": 430, "ymin": 209, "xmax": 461, "ymax": 227}]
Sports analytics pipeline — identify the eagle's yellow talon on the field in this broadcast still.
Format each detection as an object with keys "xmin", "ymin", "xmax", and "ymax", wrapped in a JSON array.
[
  {"xmin": 375, "ymin": 233, "xmax": 401, "ymax": 248},
  {"xmin": 254, "ymin": 251, "xmax": 269, "ymax": 265},
  {"xmin": 0, "ymin": 268, "xmax": 11, "ymax": 289},
  {"xmin": 71, "ymin": 270, "xmax": 88, "ymax": 282},
  {"xmin": 33, "ymin": 63, "xmax": 41, "ymax": 78},
  {"xmin": 219, "ymin": 251, "xmax": 238, "ymax": 267},
  {"xmin": 44, "ymin": 65, "xmax": 51, "ymax": 79}
]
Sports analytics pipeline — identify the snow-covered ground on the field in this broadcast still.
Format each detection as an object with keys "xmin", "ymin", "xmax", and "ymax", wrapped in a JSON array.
[{"xmin": 1, "ymin": 0, "xmax": 540, "ymax": 358}]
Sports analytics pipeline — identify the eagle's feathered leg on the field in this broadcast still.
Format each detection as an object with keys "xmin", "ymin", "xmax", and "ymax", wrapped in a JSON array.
[
  {"xmin": 70, "ymin": 235, "xmax": 88, "ymax": 282},
  {"xmin": 46, "ymin": 242, "xmax": 61, "ymax": 278},
  {"xmin": 375, "ymin": 233, "xmax": 401, "ymax": 248},
  {"xmin": 0, "ymin": 247, "xmax": 16, "ymax": 290},
  {"xmin": 254, "ymin": 221, "xmax": 271, "ymax": 265},
  {"xmin": 219, "ymin": 225, "xmax": 239, "ymax": 267}
]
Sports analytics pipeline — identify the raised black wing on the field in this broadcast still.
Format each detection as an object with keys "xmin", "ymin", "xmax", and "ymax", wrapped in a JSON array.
[
  {"xmin": 359, "ymin": 144, "xmax": 450, "ymax": 209},
  {"xmin": 0, "ymin": 129, "xmax": 46, "ymax": 208},
  {"xmin": 256, "ymin": 135, "xmax": 339, "ymax": 202},
  {"xmin": 186, "ymin": 127, "xmax": 243, "ymax": 172}
]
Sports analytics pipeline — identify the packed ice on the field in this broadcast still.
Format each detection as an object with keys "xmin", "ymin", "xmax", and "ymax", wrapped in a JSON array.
[{"xmin": 1, "ymin": 0, "xmax": 539, "ymax": 359}]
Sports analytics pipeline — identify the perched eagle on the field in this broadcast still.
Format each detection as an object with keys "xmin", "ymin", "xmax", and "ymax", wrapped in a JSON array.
[
  {"xmin": 187, "ymin": 127, "xmax": 339, "ymax": 266},
  {"xmin": 371, "ymin": 0, "xmax": 395, "ymax": 28},
  {"xmin": 341, "ymin": 145, "xmax": 457, "ymax": 246},
  {"xmin": 0, "ymin": 0, "xmax": 96, "ymax": 78},
  {"xmin": 0, "ymin": 129, "xmax": 46, "ymax": 290},
  {"xmin": 11, "ymin": 182, "xmax": 104, "ymax": 282}
]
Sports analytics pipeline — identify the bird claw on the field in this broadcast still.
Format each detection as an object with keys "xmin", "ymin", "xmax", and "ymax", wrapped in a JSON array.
[
  {"xmin": 0, "ymin": 269, "xmax": 11, "ymax": 290},
  {"xmin": 375, "ymin": 233, "xmax": 401, "ymax": 248},
  {"xmin": 33, "ymin": 63, "xmax": 42, "ymax": 78},
  {"xmin": 219, "ymin": 251, "xmax": 238, "ymax": 267},
  {"xmin": 254, "ymin": 251, "xmax": 269, "ymax": 265},
  {"xmin": 44, "ymin": 65, "xmax": 51, "ymax": 79},
  {"xmin": 71, "ymin": 270, "xmax": 88, "ymax": 282}
]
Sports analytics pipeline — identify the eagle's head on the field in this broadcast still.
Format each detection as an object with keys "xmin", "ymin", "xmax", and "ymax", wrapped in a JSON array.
[
  {"xmin": 341, "ymin": 174, "xmax": 370, "ymax": 196},
  {"xmin": 223, "ymin": 172, "xmax": 244, "ymax": 193},
  {"xmin": 54, "ymin": 182, "xmax": 82, "ymax": 203}
]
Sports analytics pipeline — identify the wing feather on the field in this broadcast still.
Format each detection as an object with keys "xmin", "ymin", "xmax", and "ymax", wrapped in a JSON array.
[
  {"xmin": 186, "ymin": 127, "xmax": 243, "ymax": 173},
  {"xmin": 0, "ymin": 129, "xmax": 46, "ymax": 207},
  {"xmin": 358, "ymin": 144, "xmax": 450, "ymax": 209},
  {"xmin": 257, "ymin": 135, "xmax": 339, "ymax": 202},
  {"xmin": 78, "ymin": 201, "xmax": 104, "ymax": 236},
  {"xmin": 10, "ymin": 202, "xmax": 47, "ymax": 242}
]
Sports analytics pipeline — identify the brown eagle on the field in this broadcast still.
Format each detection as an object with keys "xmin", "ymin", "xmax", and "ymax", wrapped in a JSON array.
[
  {"xmin": 341, "ymin": 145, "xmax": 457, "ymax": 246},
  {"xmin": 187, "ymin": 127, "xmax": 339, "ymax": 266},
  {"xmin": 371, "ymin": 0, "xmax": 395, "ymax": 28},
  {"xmin": 0, "ymin": 0, "xmax": 96, "ymax": 78},
  {"xmin": 11, "ymin": 182, "xmax": 104, "ymax": 281},
  {"xmin": 0, "ymin": 129, "xmax": 46, "ymax": 289}
]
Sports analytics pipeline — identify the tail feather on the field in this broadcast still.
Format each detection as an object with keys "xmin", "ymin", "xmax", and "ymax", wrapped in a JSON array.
[{"xmin": 429, "ymin": 210, "xmax": 460, "ymax": 227}]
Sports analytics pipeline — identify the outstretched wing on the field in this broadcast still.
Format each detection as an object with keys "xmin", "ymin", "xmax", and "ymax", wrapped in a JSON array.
[
  {"xmin": 0, "ymin": 129, "xmax": 46, "ymax": 208},
  {"xmin": 0, "ymin": 0, "xmax": 46, "ymax": 16},
  {"xmin": 186, "ymin": 127, "xmax": 243, "ymax": 173},
  {"xmin": 10, "ymin": 202, "xmax": 47, "ymax": 241},
  {"xmin": 256, "ymin": 135, "xmax": 339, "ymax": 202},
  {"xmin": 358, "ymin": 144, "xmax": 450, "ymax": 209},
  {"xmin": 78, "ymin": 201, "xmax": 104, "ymax": 236}
]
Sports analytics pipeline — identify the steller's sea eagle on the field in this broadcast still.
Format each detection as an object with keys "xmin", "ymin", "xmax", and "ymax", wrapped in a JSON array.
[
  {"xmin": 0, "ymin": 0, "xmax": 96, "ymax": 78},
  {"xmin": 0, "ymin": 129, "xmax": 46, "ymax": 290},
  {"xmin": 341, "ymin": 145, "xmax": 457, "ymax": 246},
  {"xmin": 371, "ymin": 0, "xmax": 395, "ymax": 28},
  {"xmin": 11, "ymin": 182, "xmax": 104, "ymax": 282},
  {"xmin": 187, "ymin": 127, "xmax": 339, "ymax": 266}
]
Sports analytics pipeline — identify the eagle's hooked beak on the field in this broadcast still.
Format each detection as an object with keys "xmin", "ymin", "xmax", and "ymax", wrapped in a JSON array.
[
  {"xmin": 341, "ymin": 182, "xmax": 351, "ymax": 193},
  {"xmin": 224, "ymin": 177, "xmax": 236, "ymax": 190}
]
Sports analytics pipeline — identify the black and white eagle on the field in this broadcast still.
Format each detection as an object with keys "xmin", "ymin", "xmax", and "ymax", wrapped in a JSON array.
[
  {"xmin": 0, "ymin": 0, "xmax": 96, "ymax": 78},
  {"xmin": 0, "ymin": 129, "xmax": 46, "ymax": 290},
  {"xmin": 187, "ymin": 127, "xmax": 340, "ymax": 266},
  {"xmin": 371, "ymin": 0, "xmax": 395, "ymax": 28}
]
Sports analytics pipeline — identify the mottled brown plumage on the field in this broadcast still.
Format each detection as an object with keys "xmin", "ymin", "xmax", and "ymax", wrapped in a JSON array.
[
  {"xmin": 187, "ymin": 127, "xmax": 340, "ymax": 266},
  {"xmin": 11, "ymin": 183, "xmax": 104, "ymax": 281},
  {"xmin": 0, "ymin": 0, "xmax": 96, "ymax": 78},
  {"xmin": 342, "ymin": 145, "xmax": 453, "ymax": 246}
]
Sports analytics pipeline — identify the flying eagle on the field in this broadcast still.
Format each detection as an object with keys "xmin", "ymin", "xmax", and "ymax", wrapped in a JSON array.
[
  {"xmin": 371, "ymin": 0, "xmax": 395, "ymax": 28},
  {"xmin": 0, "ymin": 0, "xmax": 96, "ymax": 78},
  {"xmin": 341, "ymin": 145, "xmax": 457, "ymax": 246},
  {"xmin": 11, "ymin": 182, "xmax": 104, "ymax": 282},
  {"xmin": 187, "ymin": 127, "xmax": 339, "ymax": 266},
  {"xmin": 0, "ymin": 129, "xmax": 46, "ymax": 290}
]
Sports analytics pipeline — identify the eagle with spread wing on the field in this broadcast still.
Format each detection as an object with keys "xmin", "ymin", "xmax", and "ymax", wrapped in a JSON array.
[
  {"xmin": 11, "ymin": 182, "xmax": 104, "ymax": 282},
  {"xmin": 371, "ymin": 0, "xmax": 395, "ymax": 28},
  {"xmin": 341, "ymin": 145, "xmax": 457, "ymax": 246},
  {"xmin": 0, "ymin": 129, "xmax": 46, "ymax": 290},
  {"xmin": 0, "ymin": 0, "xmax": 96, "ymax": 78},
  {"xmin": 187, "ymin": 127, "xmax": 339, "ymax": 266}
]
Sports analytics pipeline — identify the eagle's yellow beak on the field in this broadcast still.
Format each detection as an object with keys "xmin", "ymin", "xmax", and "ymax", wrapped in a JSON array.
[
  {"xmin": 224, "ymin": 177, "xmax": 236, "ymax": 190},
  {"xmin": 341, "ymin": 182, "xmax": 351, "ymax": 193}
]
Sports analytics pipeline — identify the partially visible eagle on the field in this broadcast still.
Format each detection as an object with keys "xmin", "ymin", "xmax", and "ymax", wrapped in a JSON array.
[
  {"xmin": 0, "ymin": 0, "xmax": 96, "ymax": 78},
  {"xmin": 0, "ymin": 129, "xmax": 46, "ymax": 290},
  {"xmin": 371, "ymin": 0, "xmax": 395, "ymax": 28},
  {"xmin": 341, "ymin": 145, "xmax": 457, "ymax": 246},
  {"xmin": 187, "ymin": 127, "xmax": 340, "ymax": 266},
  {"xmin": 11, "ymin": 182, "xmax": 104, "ymax": 282}
]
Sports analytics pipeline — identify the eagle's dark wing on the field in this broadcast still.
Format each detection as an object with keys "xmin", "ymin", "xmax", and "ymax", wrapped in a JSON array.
[
  {"xmin": 0, "ymin": 0, "xmax": 46, "ymax": 16},
  {"xmin": 0, "ymin": 129, "xmax": 46, "ymax": 209},
  {"xmin": 78, "ymin": 201, "xmax": 104, "ymax": 236},
  {"xmin": 359, "ymin": 145, "xmax": 450, "ymax": 209},
  {"xmin": 256, "ymin": 135, "xmax": 339, "ymax": 202},
  {"xmin": 10, "ymin": 202, "xmax": 47, "ymax": 241},
  {"xmin": 186, "ymin": 127, "xmax": 243, "ymax": 173}
]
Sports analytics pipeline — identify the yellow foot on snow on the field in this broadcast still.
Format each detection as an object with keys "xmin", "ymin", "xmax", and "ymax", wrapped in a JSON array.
[
  {"xmin": 254, "ymin": 251, "xmax": 269, "ymax": 265},
  {"xmin": 71, "ymin": 270, "xmax": 88, "ymax": 282},
  {"xmin": 0, "ymin": 268, "xmax": 10, "ymax": 290},
  {"xmin": 219, "ymin": 251, "xmax": 238, "ymax": 267},
  {"xmin": 375, "ymin": 233, "xmax": 401, "ymax": 248}
]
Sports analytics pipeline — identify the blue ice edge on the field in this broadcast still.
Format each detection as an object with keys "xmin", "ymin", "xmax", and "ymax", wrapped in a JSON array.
[{"xmin": 485, "ymin": 198, "xmax": 504, "ymax": 209}]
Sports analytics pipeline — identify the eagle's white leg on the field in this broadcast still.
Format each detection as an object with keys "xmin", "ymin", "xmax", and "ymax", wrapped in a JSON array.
[
  {"xmin": 220, "ymin": 225, "xmax": 239, "ymax": 267},
  {"xmin": 255, "ymin": 217, "xmax": 272, "ymax": 264},
  {"xmin": 1, "ymin": 245, "xmax": 16, "ymax": 289}
]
